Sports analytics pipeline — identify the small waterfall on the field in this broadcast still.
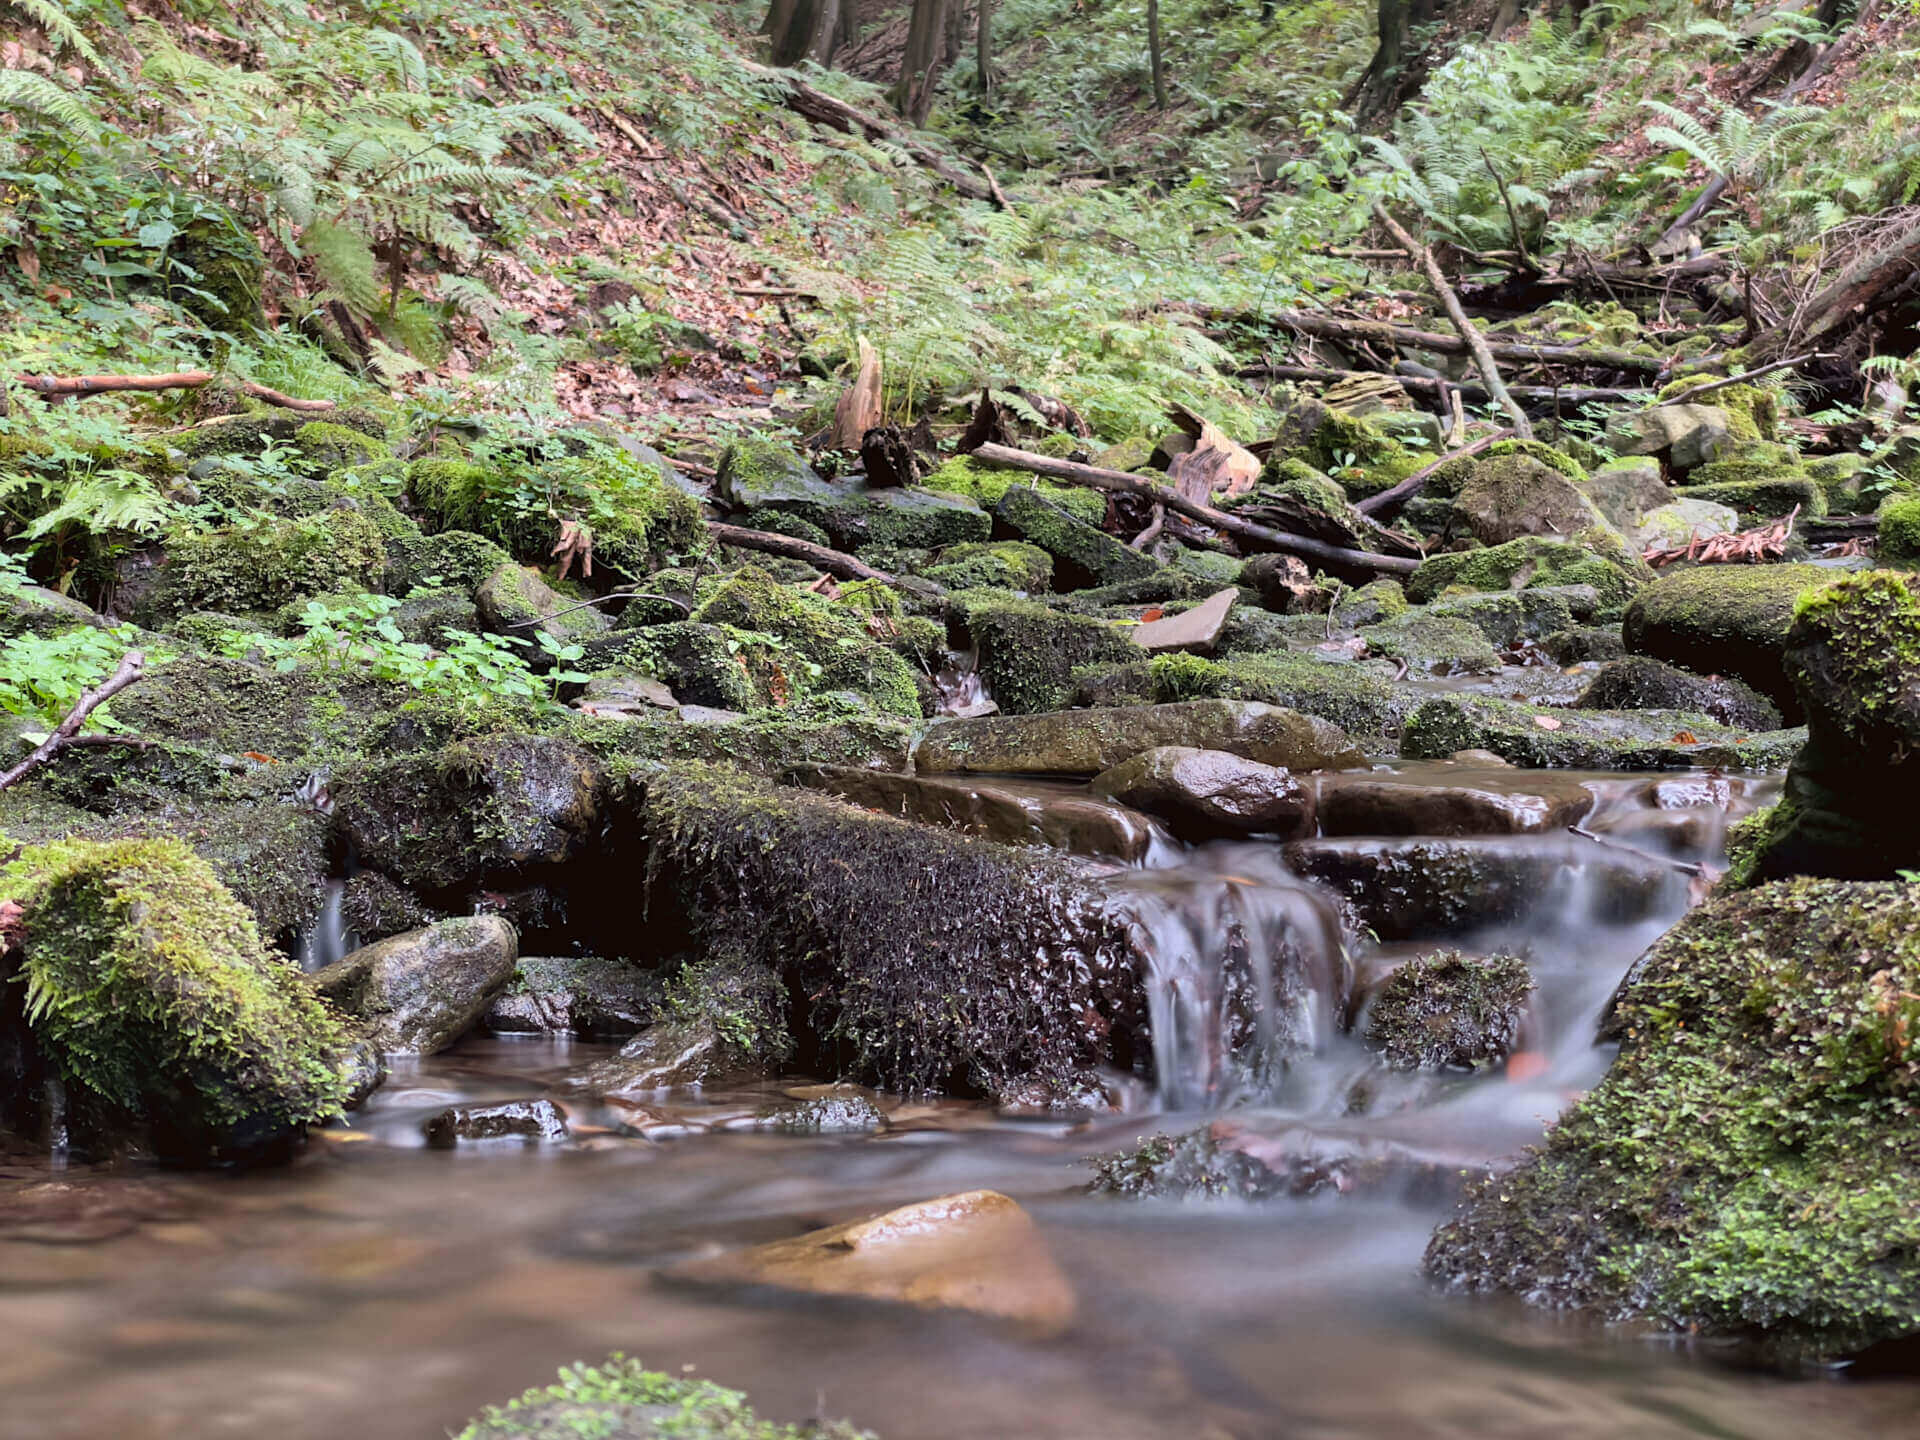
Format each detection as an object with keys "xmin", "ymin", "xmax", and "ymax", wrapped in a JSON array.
[
  {"xmin": 1102, "ymin": 847, "xmax": 1351, "ymax": 1110},
  {"xmin": 297, "ymin": 878, "xmax": 351, "ymax": 973},
  {"xmin": 45, "ymin": 1075, "xmax": 68, "ymax": 1170}
]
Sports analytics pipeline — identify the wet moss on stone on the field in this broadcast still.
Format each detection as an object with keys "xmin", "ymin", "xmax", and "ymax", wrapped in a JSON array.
[
  {"xmin": 922, "ymin": 540, "xmax": 1054, "ymax": 593},
  {"xmin": 1426, "ymin": 878, "xmax": 1920, "ymax": 1361},
  {"xmin": 147, "ymin": 510, "xmax": 388, "ymax": 620},
  {"xmin": 924, "ymin": 455, "xmax": 1108, "ymax": 524},
  {"xmin": 1877, "ymin": 495, "xmax": 1920, "ymax": 567},
  {"xmin": 1406, "ymin": 536, "xmax": 1645, "ymax": 610},
  {"xmin": 1365, "ymin": 950, "xmax": 1532, "ymax": 1071},
  {"xmin": 945, "ymin": 588, "xmax": 1136, "ymax": 715},
  {"xmin": 1620, "ymin": 563, "xmax": 1833, "ymax": 717},
  {"xmin": 1144, "ymin": 650, "xmax": 1406, "ymax": 745}
]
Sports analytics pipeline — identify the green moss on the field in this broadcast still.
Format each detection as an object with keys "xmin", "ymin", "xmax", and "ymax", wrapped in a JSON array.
[
  {"xmin": 742, "ymin": 506, "xmax": 831, "ymax": 546},
  {"xmin": 922, "ymin": 455, "xmax": 1106, "ymax": 524},
  {"xmin": 570, "ymin": 706, "xmax": 914, "ymax": 778},
  {"xmin": 1146, "ymin": 649, "xmax": 1404, "ymax": 743},
  {"xmin": 1427, "ymin": 878, "xmax": 1920, "ymax": 1361},
  {"xmin": 1407, "ymin": 535, "xmax": 1645, "ymax": 610},
  {"xmin": 1621, "ymin": 563, "xmax": 1834, "ymax": 716},
  {"xmin": 1401, "ymin": 692, "xmax": 1803, "ymax": 770},
  {"xmin": 391, "ymin": 529, "xmax": 513, "ymax": 593},
  {"xmin": 293, "ymin": 420, "xmax": 391, "ymax": 474},
  {"xmin": 169, "ymin": 208, "xmax": 265, "ymax": 332},
  {"xmin": 1366, "ymin": 950, "xmax": 1532, "ymax": 1070},
  {"xmin": 992, "ymin": 485, "xmax": 1159, "ymax": 588},
  {"xmin": 1358, "ymin": 613, "xmax": 1501, "ymax": 675},
  {"xmin": 1677, "ymin": 473, "xmax": 1824, "ymax": 521},
  {"xmin": 1657, "ymin": 374, "xmax": 1777, "ymax": 441},
  {"xmin": 692, "ymin": 566, "xmax": 920, "ymax": 718},
  {"xmin": 2, "ymin": 837, "xmax": 348, "ymax": 1155},
  {"xmin": 945, "ymin": 588, "xmax": 1136, "ymax": 714},
  {"xmin": 661, "ymin": 950, "xmax": 794, "ymax": 1069},
  {"xmin": 1277, "ymin": 404, "xmax": 1419, "ymax": 501},
  {"xmin": 923, "ymin": 540, "xmax": 1054, "ymax": 593},
  {"xmin": 152, "ymin": 509, "xmax": 388, "ymax": 619},
  {"xmin": 457, "ymin": 1354, "xmax": 873, "ymax": 1440},
  {"xmin": 1249, "ymin": 456, "xmax": 1352, "ymax": 516},
  {"xmin": 1878, "ymin": 496, "xmax": 1920, "ymax": 567}
]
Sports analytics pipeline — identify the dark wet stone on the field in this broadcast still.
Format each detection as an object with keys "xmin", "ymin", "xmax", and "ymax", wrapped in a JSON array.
[
  {"xmin": 1543, "ymin": 626, "xmax": 1626, "ymax": 664},
  {"xmin": 752, "ymin": 1092, "xmax": 885, "ymax": 1134},
  {"xmin": 1315, "ymin": 772, "xmax": 1592, "ymax": 837},
  {"xmin": 1282, "ymin": 835, "xmax": 1674, "ymax": 940},
  {"xmin": 566, "ymin": 1019, "xmax": 726, "ymax": 1096},
  {"xmin": 422, "ymin": 1098, "xmax": 569, "ymax": 1147},
  {"xmin": 1090, "ymin": 746, "xmax": 1313, "ymax": 840},
  {"xmin": 481, "ymin": 957, "xmax": 662, "ymax": 1039},
  {"xmin": 790, "ymin": 765, "xmax": 1160, "ymax": 860},
  {"xmin": 916, "ymin": 699, "xmax": 1365, "ymax": 776},
  {"xmin": 1363, "ymin": 949, "xmax": 1533, "ymax": 1070},
  {"xmin": 1621, "ymin": 563, "xmax": 1833, "ymax": 718},
  {"xmin": 1401, "ymin": 693, "xmax": 1804, "ymax": 770},
  {"xmin": 1243, "ymin": 553, "xmax": 1334, "ymax": 614},
  {"xmin": 312, "ymin": 915, "xmax": 519, "ymax": 1054},
  {"xmin": 1090, "ymin": 1119, "xmax": 1477, "ymax": 1204},
  {"xmin": 1574, "ymin": 655, "xmax": 1782, "ymax": 730}
]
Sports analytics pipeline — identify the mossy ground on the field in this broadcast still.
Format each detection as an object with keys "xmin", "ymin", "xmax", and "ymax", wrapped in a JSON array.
[{"xmin": 1426, "ymin": 878, "xmax": 1920, "ymax": 1361}]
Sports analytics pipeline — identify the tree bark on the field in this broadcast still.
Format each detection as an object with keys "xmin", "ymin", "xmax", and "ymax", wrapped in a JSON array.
[
  {"xmin": 892, "ymin": 0, "xmax": 953, "ymax": 125},
  {"xmin": 976, "ymin": 0, "xmax": 995, "ymax": 92},
  {"xmin": 1350, "ymin": 0, "xmax": 1443, "ymax": 123},
  {"xmin": 1147, "ymin": 0, "xmax": 1169, "ymax": 110},
  {"xmin": 14, "ymin": 371, "xmax": 337, "ymax": 411}
]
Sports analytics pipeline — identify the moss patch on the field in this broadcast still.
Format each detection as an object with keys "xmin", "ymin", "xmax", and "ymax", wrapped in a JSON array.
[
  {"xmin": 1366, "ymin": 950, "xmax": 1532, "ymax": 1071},
  {"xmin": 1407, "ymin": 536, "xmax": 1645, "ymax": 610},
  {"xmin": 946, "ymin": 588, "xmax": 1135, "ymax": 714}
]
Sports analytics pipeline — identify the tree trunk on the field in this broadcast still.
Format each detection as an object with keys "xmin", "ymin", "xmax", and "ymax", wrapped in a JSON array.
[
  {"xmin": 769, "ymin": 0, "xmax": 839, "ymax": 67},
  {"xmin": 1147, "ymin": 0, "xmax": 1169, "ymax": 110},
  {"xmin": 1350, "ymin": 0, "xmax": 1443, "ymax": 123},
  {"xmin": 976, "ymin": 0, "xmax": 995, "ymax": 91},
  {"xmin": 891, "ymin": 0, "xmax": 953, "ymax": 125}
]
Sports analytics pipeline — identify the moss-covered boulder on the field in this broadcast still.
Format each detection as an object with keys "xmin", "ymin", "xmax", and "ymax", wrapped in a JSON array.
[
  {"xmin": 1402, "ymin": 693, "xmax": 1804, "ymax": 770},
  {"xmin": 140, "ymin": 510, "xmax": 388, "ymax": 621},
  {"xmin": 1620, "ymin": 563, "xmax": 1833, "ymax": 717},
  {"xmin": 693, "ymin": 567, "xmax": 920, "ymax": 718},
  {"xmin": 457, "ymin": 1356, "xmax": 874, "ymax": 1440},
  {"xmin": 1426, "ymin": 879, "xmax": 1920, "ymax": 1361},
  {"xmin": 945, "ymin": 588, "xmax": 1135, "ymax": 714},
  {"xmin": 632, "ymin": 764, "xmax": 1146, "ymax": 1096},
  {"xmin": 1604, "ymin": 401, "xmax": 1734, "ymax": 472},
  {"xmin": 482, "ymin": 956, "xmax": 661, "ymax": 1039},
  {"xmin": 1270, "ymin": 400, "xmax": 1422, "ymax": 500},
  {"xmin": 109, "ymin": 654, "xmax": 405, "ymax": 762},
  {"xmin": 1580, "ymin": 456, "xmax": 1671, "ymax": 531},
  {"xmin": 1574, "ymin": 655, "xmax": 1782, "ymax": 731},
  {"xmin": 474, "ymin": 562, "xmax": 610, "ymax": 662},
  {"xmin": 569, "ymin": 706, "xmax": 914, "ymax": 777},
  {"xmin": 717, "ymin": 440, "xmax": 990, "ymax": 550},
  {"xmin": 1, "ymin": 837, "xmax": 348, "ymax": 1159},
  {"xmin": 312, "ymin": 916, "xmax": 519, "ymax": 1055},
  {"xmin": 991, "ymin": 485, "xmax": 1159, "ymax": 590},
  {"xmin": 1143, "ymin": 650, "xmax": 1408, "ymax": 747},
  {"xmin": 1877, "ymin": 494, "xmax": 1920, "ymax": 567},
  {"xmin": 1407, "ymin": 535, "xmax": 1647, "ymax": 610},
  {"xmin": 1364, "ymin": 950, "xmax": 1532, "ymax": 1071},
  {"xmin": 1454, "ymin": 453, "xmax": 1615, "ymax": 547},
  {"xmin": 1741, "ymin": 571, "xmax": 1920, "ymax": 882},
  {"xmin": 922, "ymin": 540, "xmax": 1052, "ymax": 593},
  {"xmin": 1674, "ymin": 475, "xmax": 1825, "ymax": 521},
  {"xmin": 920, "ymin": 454, "xmax": 1106, "ymax": 524},
  {"xmin": 1357, "ymin": 612, "xmax": 1501, "ymax": 676}
]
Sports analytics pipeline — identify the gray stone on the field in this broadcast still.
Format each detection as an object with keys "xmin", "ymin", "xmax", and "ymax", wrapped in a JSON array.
[
  {"xmin": 392, "ymin": 587, "xmax": 479, "ymax": 647},
  {"xmin": 0, "ymin": 584, "xmax": 107, "ymax": 638},
  {"xmin": 482, "ymin": 956, "xmax": 662, "ymax": 1038},
  {"xmin": 313, "ymin": 915, "xmax": 519, "ymax": 1054},
  {"xmin": 1582, "ymin": 457, "xmax": 1672, "ymax": 530},
  {"xmin": 474, "ymin": 562, "xmax": 608, "ymax": 660},
  {"xmin": 1605, "ymin": 402, "xmax": 1733, "ymax": 472},
  {"xmin": 915, "ymin": 699, "xmax": 1366, "ymax": 776},
  {"xmin": 1455, "ymin": 454, "xmax": 1613, "ymax": 546},
  {"xmin": 1090, "ymin": 746, "xmax": 1313, "ymax": 840},
  {"xmin": 1130, "ymin": 587, "xmax": 1238, "ymax": 653},
  {"xmin": 1316, "ymin": 773, "xmax": 1593, "ymax": 837},
  {"xmin": 572, "ymin": 669, "xmax": 677, "ymax": 716},
  {"xmin": 1630, "ymin": 497, "xmax": 1740, "ymax": 551},
  {"xmin": 422, "ymin": 1098, "xmax": 569, "ymax": 1147}
]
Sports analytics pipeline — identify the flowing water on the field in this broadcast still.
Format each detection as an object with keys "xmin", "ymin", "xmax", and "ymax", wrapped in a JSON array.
[{"xmin": 3, "ymin": 754, "xmax": 1917, "ymax": 1438}]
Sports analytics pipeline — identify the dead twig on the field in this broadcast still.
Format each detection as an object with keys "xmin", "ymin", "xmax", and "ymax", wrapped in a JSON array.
[
  {"xmin": 1643, "ymin": 505, "xmax": 1800, "ymax": 567},
  {"xmin": 0, "ymin": 652, "xmax": 148, "ymax": 792},
  {"xmin": 15, "ymin": 372, "xmax": 336, "ymax": 412},
  {"xmin": 1641, "ymin": 353, "xmax": 1836, "ymax": 409},
  {"xmin": 1354, "ymin": 428, "xmax": 1515, "ymax": 522},
  {"xmin": 1570, "ymin": 822, "xmax": 1713, "ymax": 879}
]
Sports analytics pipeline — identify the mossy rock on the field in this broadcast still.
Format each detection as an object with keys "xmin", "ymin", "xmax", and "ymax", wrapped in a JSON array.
[
  {"xmin": 168, "ymin": 207, "xmax": 265, "ymax": 332},
  {"xmin": 923, "ymin": 540, "xmax": 1053, "ymax": 593},
  {"xmin": 142, "ymin": 510, "xmax": 389, "ymax": 621},
  {"xmin": 1, "ymin": 836, "xmax": 348, "ymax": 1160},
  {"xmin": 389, "ymin": 528, "xmax": 513, "ymax": 595},
  {"xmin": 945, "ymin": 588, "xmax": 1135, "ymax": 715},
  {"xmin": 110, "ymin": 654, "xmax": 405, "ymax": 763},
  {"xmin": 1357, "ymin": 613, "xmax": 1501, "ymax": 676},
  {"xmin": 1454, "ymin": 453, "xmax": 1613, "ymax": 547},
  {"xmin": 1144, "ymin": 650, "xmax": 1407, "ymax": 747},
  {"xmin": 585, "ymin": 621, "xmax": 756, "ymax": 710},
  {"xmin": 1574, "ymin": 655, "xmax": 1781, "ymax": 731},
  {"xmin": 1401, "ymin": 693, "xmax": 1804, "ymax": 770},
  {"xmin": 692, "ymin": 567, "xmax": 921, "ymax": 718},
  {"xmin": 1674, "ymin": 476, "xmax": 1825, "ymax": 522},
  {"xmin": 1271, "ymin": 400, "xmax": 1421, "ymax": 500},
  {"xmin": 920, "ymin": 455, "xmax": 1106, "ymax": 525},
  {"xmin": 1333, "ymin": 577, "xmax": 1409, "ymax": 627},
  {"xmin": 292, "ymin": 420, "xmax": 391, "ymax": 474},
  {"xmin": 718, "ymin": 442, "xmax": 989, "ymax": 551},
  {"xmin": 1620, "ymin": 563, "xmax": 1834, "ymax": 717},
  {"xmin": 1365, "ymin": 949, "xmax": 1532, "ymax": 1071},
  {"xmin": 1655, "ymin": 373, "xmax": 1777, "ymax": 441},
  {"xmin": 1427, "ymin": 589, "xmax": 1583, "ymax": 650},
  {"xmin": 569, "ymin": 706, "xmax": 913, "ymax": 778},
  {"xmin": 456, "ymin": 1355, "xmax": 873, "ymax": 1440},
  {"xmin": 1877, "ymin": 495, "xmax": 1920, "ymax": 567},
  {"xmin": 1406, "ymin": 536, "xmax": 1646, "ymax": 610},
  {"xmin": 992, "ymin": 485, "xmax": 1159, "ymax": 590},
  {"xmin": 1426, "ymin": 878, "xmax": 1920, "ymax": 1361}
]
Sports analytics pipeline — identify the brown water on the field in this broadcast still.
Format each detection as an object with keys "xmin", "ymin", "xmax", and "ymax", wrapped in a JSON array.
[{"xmin": 3, "ymin": 765, "xmax": 1918, "ymax": 1439}]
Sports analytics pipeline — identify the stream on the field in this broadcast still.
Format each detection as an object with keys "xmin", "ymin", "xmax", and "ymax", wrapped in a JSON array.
[{"xmin": 3, "ymin": 747, "xmax": 1918, "ymax": 1438}]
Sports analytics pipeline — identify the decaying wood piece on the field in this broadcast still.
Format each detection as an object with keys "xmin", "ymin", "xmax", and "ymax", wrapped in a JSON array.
[
  {"xmin": 1354, "ymin": 428, "xmax": 1516, "ymax": 523},
  {"xmin": 1753, "ymin": 214, "xmax": 1920, "ymax": 357},
  {"xmin": 710, "ymin": 522, "xmax": 936, "ymax": 587},
  {"xmin": 744, "ymin": 60, "xmax": 997, "ymax": 203},
  {"xmin": 830, "ymin": 337, "xmax": 884, "ymax": 450},
  {"xmin": 859, "ymin": 423, "xmax": 919, "ymax": 487},
  {"xmin": 968, "ymin": 443, "xmax": 1419, "ymax": 576},
  {"xmin": 1163, "ymin": 403, "xmax": 1260, "ymax": 502},
  {"xmin": 14, "ymin": 371, "xmax": 337, "ymax": 412},
  {"xmin": 0, "ymin": 651, "xmax": 149, "ymax": 793},
  {"xmin": 1372, "ymin": 201, "xmax": 1532, "ymax": 438},
  {"xmin": 957, "ymin": 388, "xmax": 1015, "ymax": 453}
]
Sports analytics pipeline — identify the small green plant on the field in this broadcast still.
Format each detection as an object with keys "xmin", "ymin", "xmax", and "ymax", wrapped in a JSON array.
[{"xmin": 0, "ymin": 623, "xmax": 151, "ymax": 732}]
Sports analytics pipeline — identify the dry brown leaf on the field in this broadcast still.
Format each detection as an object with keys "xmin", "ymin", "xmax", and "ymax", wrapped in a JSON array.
[
  {"xmin": 1673, "ymin": 729, "xmax": 1698, "ymax": 744},
  {"xmin": 828, "ymin": 336, "xmax": 883, "ymax": 451},
  {"xmin": 551, "ymin": 519, "xmax": 594, "ymax": 581},
  {"xmin": 1533, "ymin": 715, "xmax": 1563, "ymax": 730},
  {"xmin": 14, "ymin": 245, "xmax": 40, "ymax": 286}
]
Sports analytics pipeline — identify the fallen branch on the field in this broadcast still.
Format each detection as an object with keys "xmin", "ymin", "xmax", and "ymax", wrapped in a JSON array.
[
  {"xmin": 1372, "ymin": 201, "xmax": 1532, "ymax": 438},
  {"xmin": 1354, "ymin": 428, "xmax": 1515, "ymax": 522},
  {"xmin": 745, "ymin": 61, "xmax": 997, "ymax": 204},
  {"xmin": 0, "ymin": 652, "xmax": 147, "ymax": 792},
  {"xmin": 1242, "ymin": 309, "xmax": 1672, "ymax": 375},
  {"xmin": 710, "ymin": 522, "xmax": 938, "ymax": 587},
  {"xmin": 14, "ymin": 372, "xmax": 336, "ymax": 412},
  {"xmin": 1642, "ymin": 353, "xmax": 1835, "ymax": 409},
  {"xmin": 1129, "ymin": 503, "xmax": 1166, "ymax": 551},
  {"xmin": 1569, "ymin": 823, "xmax": 1711, "ymax": 879},
  {"xmin": 506, "ymin": 591, "xmax": 692, "ymax": 628},
  {"xmin": 1237, "ymin": 363, "xmax": 1648, "ymax": 408},
  {"xmin": 968, "ymin": 443, "xmax": 1419, "ymax": 576}
]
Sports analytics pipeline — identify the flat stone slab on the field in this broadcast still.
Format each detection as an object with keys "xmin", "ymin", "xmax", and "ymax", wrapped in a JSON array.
[
  {"xmin": 1316, "ymin": 771, "xmax": 1595, "ymax": 837},
  {"xmin": 1130, "ymin": 588, "xmax": 1238, "ymax": 654},
  {"xmin": 791, "ymin": 765, "xmax": 1161, "ymax": 861},
  {"xmin": 1401, "ymin": 693, "xmax": 1806, "ymax": 771},
  {"xmin": 916, "ymin": 699, "xmax": 1366, "ymax": 776},
  {"xmin": 1091, "ymin": 745, "xmax": 1312, "ymax": 840}
]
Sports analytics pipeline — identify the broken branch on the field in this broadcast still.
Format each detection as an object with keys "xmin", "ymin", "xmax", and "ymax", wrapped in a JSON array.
[
  {"xmin": 0, "ymin": 652, "xmax": 148, "ymax": 792},
  {"xmin": 710, "ymin": 522, "xmax": 940, "ymax": 588},
  {"xmin": 1354, "ymin": 428, "xmax": 1516, "ymax": 522},
  {"xmin": 14, "ymin": 372, "xmax": 337, "ymax": 412}
]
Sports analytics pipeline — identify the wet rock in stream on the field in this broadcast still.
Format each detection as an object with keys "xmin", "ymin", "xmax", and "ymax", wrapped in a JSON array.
[
  {"xmin": 1089, "ymin": 1120, "xmax": 1479, "ymax": 1204},
  {"xmin": 312, "ymin": 915, "xmax": 519, "ymax": 1055},
  {"xmin": 1401, "ymin": 693, "xmax": 1804, "ymax": 770},
  {"xmin": 481, "ymin": 956, "xmax": 663, "ymax": 1039},
  {"xmin": 422, "ymin": 1098, "xmax": 569, "ymax": 1147},
  {"xmin": 1574, "ymin": 655, "xmax": 1783, "ymax": 731},
  {"xmin": 1621, "ymin": 562, "xmax": 1835, "ymax": 719},
  {"xmin": 1089, "ymin": 746, "xmax": 1314, "ymax": 840},
  {"xmin": 1361, "ymin": 950, "xmax": 1534, "ymax": 1071},
  {"xmin": 1315, "ymin": 770, "xmax": 1594, "ymax": 837}
]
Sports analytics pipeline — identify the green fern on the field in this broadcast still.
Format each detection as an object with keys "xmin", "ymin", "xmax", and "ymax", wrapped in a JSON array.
[
  {"xmin": 0, "ymin": 67, "xmax": 99, "ymax": 135},
  {"xmin": 1641, "ymin": 96, "xmax": 1823, "ymax": 187},
  {"xmin": 10, "ymin": 0, "xmax": 102, "ymax": 69}
]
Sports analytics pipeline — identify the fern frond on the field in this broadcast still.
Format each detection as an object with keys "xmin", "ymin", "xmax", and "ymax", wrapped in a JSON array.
[
  {"xmin": 300, "ymin": 219, "xmax": 383, "ymax": 319},
  {"xmin": 11, "ymin": 0, "xmax": 101, "ymax": 69},
  {"xmin": 0, "ymin": 68, "xmax": 99, "ymax": 135}
]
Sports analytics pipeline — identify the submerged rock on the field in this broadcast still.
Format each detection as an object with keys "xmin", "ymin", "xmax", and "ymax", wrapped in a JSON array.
[
  {"xmin": 1621, "ymin": 563, "xmax": 1832, "ymax": 717},
  {"xmin": 1090, "ymin": 1119, "xmax": 1474, "ymax": 1203},
  {"xmin": 1426, "ymin": 878, "xmax": 1920, "ymax": 1362},
  {"xmin": 1090, "ymin": 746, "xmax": 1313, "ymax": 840},
  {"xmin": 312, "ymin": 916, "xmax": 518, "ymax": 1054},
  {"xmin": 482, "ymin": 956, "xmax": 661, "ymax": 1038},
  {"xmin": 565, "ymin": 952, "xmax": 792, "ymax": 1095},
  {"xmin": 1363, "ymin": 950, "xmax": 1533, "ymax": 1071},
  {"xmin": 1401, "ymin": 693, "xmax": 1803, "ymax": 770},
  {"xmin": 670, "ymin": 1189, "xmax": 1076, "ymax": 1332},
  {"xmin": 1, "ymin": 837, "xmax": 348, "ymax": 1161},
  {"xmin": 423, "ymin": 1098, "xmax": 569, "ymax": 1147},
  {"xmin": 1574, "ymin": 655, "xmax": 1782, "ymax": 730},
  {"xmin": 915, "ymin": 699, "xmax": 1365, "ymax": 777}
]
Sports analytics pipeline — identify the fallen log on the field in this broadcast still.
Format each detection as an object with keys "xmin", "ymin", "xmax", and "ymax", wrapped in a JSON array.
[
  {"xmin": 14, "ymin": 371, "xmax": 337, "ymax": 412},
  {"xmin": 1752, "ymin": 213, "xmax": 1920, "ymax": 357},
  {"xmin": 1221, "ymin": 310, "xmax": 1673, "ymax": 375},
  {"xmin": 710, "ymin": 522, "xmax": 936, "ymax": 588},
  {"xmin": 968, "ymin": 443, "xmax": 1419, "ymax": 577},
  {"xmin": 0, "ymin": 651, "xmax": 148, "ymax": 793},
  {"xmin": 1373, "ymin": 201, "xmax": 1531, "ymax": 438},
  {"xmin": 1354, "ymin": 428, "xmax": 1515, "ymax": 523},
  {"xmin": 1236, "ymin": 363, "xmax": 1649, "ymax": 408},
  {"xmin": 744, "ymin": 61, "xmax": 999, "ymax": 206}
]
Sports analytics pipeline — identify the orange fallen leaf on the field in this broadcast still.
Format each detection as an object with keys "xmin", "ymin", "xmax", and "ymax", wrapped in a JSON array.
[
  {"xmin": 1139, "ymin": 607, "xmax": 1165, "ymax": 622},
  {"xmin": 1506, "ymin": 1051, "xmax": 1550, "ymax": 1083},
  {"xmin": 241, "ymin": 751, "xmax": 278, "ymax": 764},
  {"xmin": 1672, "ymin": 730, "xmax": 1698, "ymax": 745},
  {"xmin": 1533, "ymin": 715, "xmax": 1562, "ymax": 731}
]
